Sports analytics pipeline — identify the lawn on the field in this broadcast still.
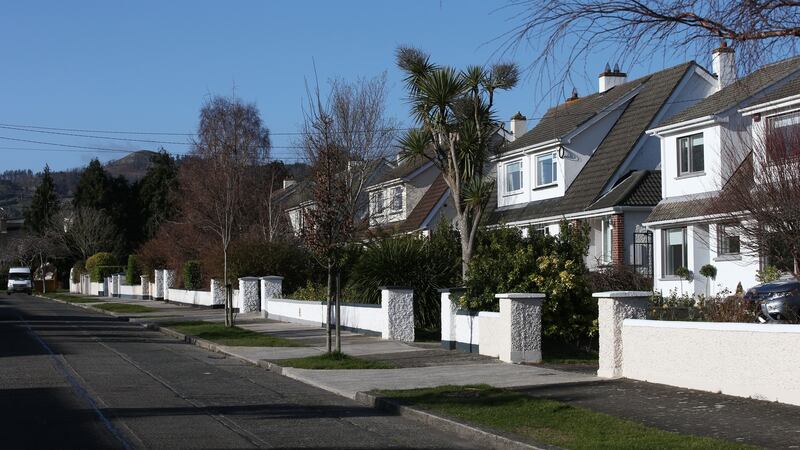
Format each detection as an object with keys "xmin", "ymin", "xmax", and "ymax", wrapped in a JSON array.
[
  {"xmin": 376, "ymin": 385, "xmax": 753, "ymax": 450},
  {"xmin": 162, "ymin": 321, "xmax": 305, "ymax": 347},
  {"xmin": 42, "ymin": 292, "xmax": 103, "ymax": 303},
  {"xmin": 93, "ymin": 303, "xmax": 159, "ymax": 313},
  {"xmin": 279, "ymin": 352, "xmax": 395, "ymax": 369}
]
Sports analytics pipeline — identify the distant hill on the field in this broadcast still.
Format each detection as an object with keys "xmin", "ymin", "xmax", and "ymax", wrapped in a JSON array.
[{"xmin": 105, "ymin": 150, "xmax": 158, "ymax": 181}]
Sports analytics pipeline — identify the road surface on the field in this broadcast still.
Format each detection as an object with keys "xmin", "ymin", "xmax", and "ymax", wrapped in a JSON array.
[{"xmin": 0, "ymin": 293, "xmax": 479, "ymax": 449}]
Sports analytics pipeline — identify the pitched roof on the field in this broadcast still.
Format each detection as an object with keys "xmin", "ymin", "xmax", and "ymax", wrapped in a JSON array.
[
  {"xmin": 503, "ymin": 79, "xmax": 646, "ymax": 152},
  {"xmin": 489, "ymin": 62, "xmax": 693, "ymax": 224},
  {"xmin": 744, "ymin": 72, "xmax": 800, "ymax": 108},
  {"xmin": 588, "ymin": 170, "xmax": 662, "ymax": 210},
  {"xmin": 373, "ymin": 152, "xmax": 433, "ymax": 185},
  {"xmin": 658, "ymin": 56, "xmax": 800, "ymax": 127}
]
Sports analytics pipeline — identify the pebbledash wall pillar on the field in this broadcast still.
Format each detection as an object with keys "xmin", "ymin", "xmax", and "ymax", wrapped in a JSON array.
[
  {"xmin": 153, "ymin": 270, "xmax": 164, "ymax": 300},
  {"xmin": 439, "ymin": 288, "xmax": 465, "ymax": 350},
  {"xmin": 379, "ymin": 287, "xmax": 414, "ymax": 342},
  {"xmin": 210, "ymin": 279, "xmax": 225, "ymax": 307},
  {"xmin": 260, "ymin": 276, "xmax": 283, "ymax": 318},
  {"xmin": 238, "ymin": 277, "xmax": 261, "ymax": 314},
  {"xmin": 162, "ymin": 270, "xmax": 176, "ymax": 301},
  {"xmin": 113, "ymin": 274, "xmax": 122, "ymax": 297},
  {"xmin": 496, "ymin": 293, "xmax": 545, "ymax": 363},
  {"xmin": 140, "ymin": 275, "xmax": 150, "ymax": 298},
  {"xmin": 593, "ymin": 291, "xmax": 651, "ymax": 378}
]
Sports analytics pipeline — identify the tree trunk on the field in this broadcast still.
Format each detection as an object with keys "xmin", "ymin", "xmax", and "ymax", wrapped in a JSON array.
[
  {"xmin": 335, "ymin": 271, "xmax": 341, "ymax": 353},
  {"xmin": 326, "ymin": 262, "xmax": 332, "ymax": 353},
  {"xmin": 224, "ymin": 247, "xmax": 233, "ymax": 327},
  {"xmin": 39, "ymin": 253, "xmax": 46, "ymax": 294},
  {"xmin": 459, "ymin": 218, "xmax": 473, "ymax": 280}
]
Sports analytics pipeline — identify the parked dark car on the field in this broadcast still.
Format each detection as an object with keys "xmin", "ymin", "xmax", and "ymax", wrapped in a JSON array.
[{"xmin": 744, "ymin": 279, "xmax": 800, "ymax": 323}]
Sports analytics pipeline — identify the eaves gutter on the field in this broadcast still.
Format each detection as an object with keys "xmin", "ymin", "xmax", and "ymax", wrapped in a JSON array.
[
  {"xmin": 739, "ymin": 94, "xmax": 800, "ymax": 116},
  {"xmin": 646, "ymin": 115, "xmax": 719, "ymax": 136}
]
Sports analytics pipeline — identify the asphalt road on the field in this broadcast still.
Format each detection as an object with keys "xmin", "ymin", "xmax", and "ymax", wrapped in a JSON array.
[{"xmin": 0, "ymin": 293, "xmax": 480, "ymax": 450}]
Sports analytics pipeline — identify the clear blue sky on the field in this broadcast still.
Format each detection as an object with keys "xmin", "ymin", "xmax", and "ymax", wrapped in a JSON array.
[{"xmin": 0, "ymin": 0, "xmax": 700, "ymax": 172}]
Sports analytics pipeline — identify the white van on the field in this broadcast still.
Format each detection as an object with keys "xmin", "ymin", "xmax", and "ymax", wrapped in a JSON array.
[{"xmin": 7, "ymin": 267, "xmax": 32, "ymax": 295}]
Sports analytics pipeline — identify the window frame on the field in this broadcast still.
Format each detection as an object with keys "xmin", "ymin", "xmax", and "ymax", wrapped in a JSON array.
[
  {"xmin": 371, "ymin": 190, "xmax": 385, "ymax": 215},
  {"xmin": 601, "ymin": 217, "xmax": 613, "ymax": 264},
  {"xmin": 504, "ymin": 159, "xmax": 523, "ymax": 194},
  {"xmin": 717, "ymin": 224, "xmax": 741, "ymax": 256},
  {"xmin": 765, "ymin": 109, "xmax": 800, "ymax": 162},
  {"xmin": 676, "ymin": 133, "xmax": 705, "ymax": 176},
  {"xmin": 390, "ymin": 186, "xmax": 404, "ymax": 212},
  {"xmin": 662, "ymin": 227, "xmax": 687, "ymax": 277},
  {"xmin": 535, "ymin": 152, "xmax": 558, "ymax": 188}
]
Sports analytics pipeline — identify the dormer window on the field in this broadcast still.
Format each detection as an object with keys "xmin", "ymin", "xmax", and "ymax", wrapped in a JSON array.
[
  {"xmin": 536, "ymin": 153, "xmax": 558, "ymax": 187},
  {"xmin": 677, "ymin": 133, "xmax": 704, "ymax": 176},
  {"xmin": 390, "ymin": 186, "xmax": 403, "ymax": 212},
  {"xmin": 371, "ymin": 190, "xmax": 384, "ymax": 214},
  {"xmin": 505, "ymin": 160, "xmax": 523, "ymax": 193}
]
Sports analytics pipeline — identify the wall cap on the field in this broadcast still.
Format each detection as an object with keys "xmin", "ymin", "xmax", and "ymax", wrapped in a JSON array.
[
  {"xmin": 437, "ymin": 287, "xmax": 466, "ymax": 293},
  {"xmin": 592, "ymin": 291, "xmax": 652, "ymax": 298},
  {"xmin": 379, "ymin": 286, "xmax": 413, "ymax": 291},
  {"xmin": 239, "ymin": 276, "xmax": 261, "ymax": 281},
  {"xmin": 495, "ymin": 293, "xmax": 546, "ymax": 299},
  {"xmin": 260, "ymin": 276, "xmax": 284, "ymax": 281},
  {"xmin": 625, "ymin": 318, "xmax": 800, "ymax": 333}
]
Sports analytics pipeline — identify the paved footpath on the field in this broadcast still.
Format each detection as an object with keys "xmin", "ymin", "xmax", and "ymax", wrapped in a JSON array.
[{"xmin": 0, "ymin": 293, "xmax": 479, "ymax": 449}]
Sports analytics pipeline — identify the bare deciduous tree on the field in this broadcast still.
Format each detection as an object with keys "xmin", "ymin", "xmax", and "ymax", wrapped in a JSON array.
[
  {"xmin": 63, "ymin": 207, "xmax": 116, "ymax": 261},
  {"xmin": 719, "ymin": 118, "xmax": 800, "ymax": 275},
  {"xmin": 183, "ymin": 95, "xmax": 271, "ymax": 327},
  {"xmin": 300, "ymin": 73, "xmax": 396, "ymax": 353},
  {"xmin": 503, "ymin": 0, "xmax": 800, "ymax": 88}
]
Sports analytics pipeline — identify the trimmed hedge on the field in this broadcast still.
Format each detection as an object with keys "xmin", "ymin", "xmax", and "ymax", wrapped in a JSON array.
[
  {"xmin": 126, "ymin": 255, "xmax": 140, "ymax": 285},
  {"xmin": 182, "ymin": 260, "xmax": 202, "ymax": 290},
  {"xmin": 86, "ymin": 252, "xmax": 119, "ymax": 282},
  {"xmin": 71, "ymin": 260, "xmax": 86, "ymax": 283}
]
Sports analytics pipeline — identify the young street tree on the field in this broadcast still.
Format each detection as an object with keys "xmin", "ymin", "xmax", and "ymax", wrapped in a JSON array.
[
  {"xmin": 396, "ymin": 47, "xmax": 518, "ymax": 278},
  {"xmin": 182, "ymin": 95, "xmax": 270, "ymax": 327},
  {"xmin": 63, "ymin": 207, "xmax": 117, "ymax": 261},
  {"xmin": 300, "ymin": 74, "xmax": 396, "ymax": 352}
]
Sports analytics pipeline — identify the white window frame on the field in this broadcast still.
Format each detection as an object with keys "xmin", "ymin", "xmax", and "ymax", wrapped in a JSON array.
[
  {"xmin": 504, "ymin": 160, "xmax": 523, "ymax": 194},
  {"xmin": 677, "ymin": 133, "xmax": 704, "ymax": 176},
  {"xmin": 371, "ymin": 190, "xmax": 384, "ymax": 215},
  {"xmin": 662, "ymin": 227, "xmax": 687, "ymax": 277},
  {"xmin": 601, "ymin": 217, "xmax": 613, "ymax": 263},
  {"xmin": 717, "ymin": 224, "xmax": 741, "ymax": 255},
  {"xmin": 390, "ymin": 186, "xmax": 404, "ymax": 212},
  {"xmin": 535, "ymin": 152, "xmax": 558, "ymax": 188}
]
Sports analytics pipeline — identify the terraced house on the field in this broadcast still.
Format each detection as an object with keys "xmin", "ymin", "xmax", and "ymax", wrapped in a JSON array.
[
  {"xmin": 645, "ymin": 51, "xmax": 800, "ymax": 296},
  {"xmin": 489, "ymin": 61, "xmax": 718, "ymax": 272}
]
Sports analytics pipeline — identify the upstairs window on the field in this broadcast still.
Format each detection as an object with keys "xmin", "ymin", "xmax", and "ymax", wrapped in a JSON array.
[
  {"xmin": 766, "ymin": 111, "xmax": 800, "ymax": 161},
  {"xmin": 390, "ymin": 186, "xmax": 403, "ymax": 212},
  {"xmin": 677, "ymin": 133, "xmax": 704, "ymax": 176},
  {"xmin": 717, "ymin": 224, "xmax": 741, "ymax": 255},
  {"xmin": 662, "ymin": 227, "xmax": 687, "ymax": 277},
  {"xmin": 371, "ymin": 190, "xmax": 384, "ymax": 214},
  {"xmin": 536, "ymin": 153, "xmax": 558, "ymax": 187},
  {"xmin": 505, "ymin": 160, "xmax": 522, "ymax": 193}
]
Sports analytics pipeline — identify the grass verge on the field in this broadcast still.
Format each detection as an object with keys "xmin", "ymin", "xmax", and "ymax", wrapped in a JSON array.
[
  {"xmin": 279, "ymin": 351, "xmax": 395, "ymax": 369},
  {"xmin": 375, "ymin": 385, "xmax": 753, "ymax": 450},
  {"xmin": 93, "ymin": 303, "xmax": 159, "ymax": 313},
  {"xmin": 41, "ymin": 292, "xmax": 103, "ymax": 303},
  {"xmin": 162, "ymin": 321, "xmax": 304, "ymax": 347}
]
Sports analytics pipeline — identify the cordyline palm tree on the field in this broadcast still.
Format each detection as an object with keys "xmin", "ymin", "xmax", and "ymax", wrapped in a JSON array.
[{"xmin": 396, "ymin": 46, "xmax": 519, "ymax": 278}]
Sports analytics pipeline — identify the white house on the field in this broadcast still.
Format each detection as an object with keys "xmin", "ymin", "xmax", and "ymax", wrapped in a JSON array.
[
  {"xmin": 489, "ymin": 61, "xmax": 718, "ymax": 272},
  {"xmin": 645, "ymin": 48, "xmax": 800, "ymax": 296}
]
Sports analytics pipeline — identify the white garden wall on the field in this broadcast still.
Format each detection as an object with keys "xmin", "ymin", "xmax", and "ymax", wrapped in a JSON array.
[
  {"xmin": 167, "ymin": 288, "xmax": 213, "ymax": 307},
  {"xmin": 621, "ymin": 320, "xmax": 800, "ymax": 406}
]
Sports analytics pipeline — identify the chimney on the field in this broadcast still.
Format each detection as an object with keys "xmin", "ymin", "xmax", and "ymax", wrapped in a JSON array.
[
  {"xmin": 282, "ymin": 179, "xmax": 295, "ymax": 189},
  {"xmin": 599, "ymin": 63, "xmax": 627, "ymax": 93},
  {"xmin": 509, "ymin": 112, "xmax": 527, "ymax": 140},
  {"xmin": 566, "ymin": 87, "xmax": 580, "ymax": 104},
  {"xmin": 712, "ymin": 41, "xmax": 736, "ymax": 90}
]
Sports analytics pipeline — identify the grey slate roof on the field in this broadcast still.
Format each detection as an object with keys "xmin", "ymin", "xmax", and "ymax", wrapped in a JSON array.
[
  {"xmin": 589, "ymin": 170, "xmax": 662, "ymax": 209},
  {"xmin": 658, "ymin": 56, "xmax": 800, "ymax": 127},
  {"xmin": 489, "ymin": 62, "xmax": 693, "ymax": 224},
  {"xmin": 503, "ymin": 79, "xmax": 645, "ymax": 152},
  {"xmin": 744, "ymin": 72, "xmax": 800, "ymax": 108}
]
